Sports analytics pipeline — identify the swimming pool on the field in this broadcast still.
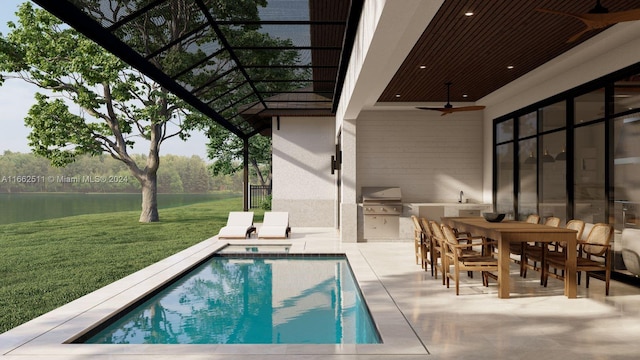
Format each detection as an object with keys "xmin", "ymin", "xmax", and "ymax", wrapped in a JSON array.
[{"xmin": 79, "ymin": 254, "xmax": 380, "ymax": 344}]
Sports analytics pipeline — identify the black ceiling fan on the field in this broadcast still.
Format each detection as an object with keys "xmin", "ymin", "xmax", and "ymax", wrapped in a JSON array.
[
  {"xmin": 537, "ymin": 0, "xmax": 640, "ymax": 43},
  {"xmin": 416, "ymin": 82, "xmax": 485, "ymax": 116}
]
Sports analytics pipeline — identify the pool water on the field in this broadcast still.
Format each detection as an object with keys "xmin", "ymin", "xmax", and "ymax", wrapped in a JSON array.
[{"xmin": 82, "ymin": 255, "xmax": 380, "ymax": 344}]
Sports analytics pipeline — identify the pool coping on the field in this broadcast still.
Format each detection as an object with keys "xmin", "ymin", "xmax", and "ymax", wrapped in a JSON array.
[{"xmin": 0, "ymin": 229, "xmax": 428, "ymax": 358}]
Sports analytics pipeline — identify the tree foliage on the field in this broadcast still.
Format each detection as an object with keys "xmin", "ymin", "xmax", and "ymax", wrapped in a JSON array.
[
  {"xmin": 0, "ymin": 1, "xmax": 290, "ymax": 221},
  {"xmin": 0, "ymin": 151, "xmax": 245, "ymax": 194}
]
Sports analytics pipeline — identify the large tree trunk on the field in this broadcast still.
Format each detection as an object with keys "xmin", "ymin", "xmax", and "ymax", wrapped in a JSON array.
[{"xmin": 139, "ymin": 172, "xmax": 159, "ymax": 222}]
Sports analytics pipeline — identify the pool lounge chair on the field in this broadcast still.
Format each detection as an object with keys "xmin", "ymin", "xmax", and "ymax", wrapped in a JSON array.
[
  {"xmin": 258, "ymin": 211, "xmax": 291, "ymax": 239},
  {"xmin": 218, "ymin": 211, "xmax": 255, "ymax": 239}
]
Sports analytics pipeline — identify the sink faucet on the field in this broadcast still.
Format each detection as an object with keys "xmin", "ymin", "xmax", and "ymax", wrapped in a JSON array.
[{"xmin": 459, "ymin": 190, "xmax": 464, "ymax": 203}]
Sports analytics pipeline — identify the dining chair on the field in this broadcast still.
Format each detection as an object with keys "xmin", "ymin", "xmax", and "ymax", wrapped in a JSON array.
[
  {"xmin": 521, "ymin": 216, "xmax": 562, "ymax": 281},
  {"xmin": 508, "ymin": 214, "xmax": 541, "ymax": 275},
  {"xmin": 428, "ymin": 220, "xmax": 448, "ymax": 284},
  {"xmin": 441, "ymin": 224, "xmax": 498, "ymax": 295},
  {"xmin": 544, "ymin": 223, "xmax": 613, "ymax": 295},
  {"xmin": 411, "ymin": 215, "xmax": 424, "ymax": 266},
  {"xmin": 420, "ymin": 217, "xmax": 436, "ymax": 276}
]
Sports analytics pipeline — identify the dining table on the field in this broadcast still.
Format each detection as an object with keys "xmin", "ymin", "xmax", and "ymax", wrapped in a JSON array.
[{"xmin": 441, "ymin": 217, "xmax": 578, "ymax": 298}]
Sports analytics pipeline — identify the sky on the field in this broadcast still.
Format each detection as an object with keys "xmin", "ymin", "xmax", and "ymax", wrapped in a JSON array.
[{"xmin": 0, "ymin": 0, "xmax": 210, "ymax": 159}]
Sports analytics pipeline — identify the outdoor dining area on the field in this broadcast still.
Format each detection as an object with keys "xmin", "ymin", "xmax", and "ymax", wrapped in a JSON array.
[{"xmin": 412, "ymin": 213, "xmax": 614, "ymax": 298}]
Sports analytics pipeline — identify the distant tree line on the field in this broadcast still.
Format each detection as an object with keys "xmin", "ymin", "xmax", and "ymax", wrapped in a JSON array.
[{"xmin": 0, "ymin": 151, "xmax": 244, "ymax": 194}]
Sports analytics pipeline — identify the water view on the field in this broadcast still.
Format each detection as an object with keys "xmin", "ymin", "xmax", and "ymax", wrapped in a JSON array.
[{"xmin": 0, "ymin": 192, "xmax": 240, "ymax": 225}]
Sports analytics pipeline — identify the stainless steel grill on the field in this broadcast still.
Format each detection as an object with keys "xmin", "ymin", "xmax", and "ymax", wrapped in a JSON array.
[{"xmin": 362, "ymin": 187, "xmax": 402, "ymax": 240}]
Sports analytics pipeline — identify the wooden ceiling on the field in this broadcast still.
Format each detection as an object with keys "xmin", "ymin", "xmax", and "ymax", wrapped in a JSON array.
[{"xmin": 379, "ymin": 0, "xmax": 640, "ymax": 104}]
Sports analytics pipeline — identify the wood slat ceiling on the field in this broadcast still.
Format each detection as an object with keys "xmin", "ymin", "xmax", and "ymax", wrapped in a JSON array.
[{"xmin": 379, "ymin": 0, "xmax": 640, "ymax": 103}]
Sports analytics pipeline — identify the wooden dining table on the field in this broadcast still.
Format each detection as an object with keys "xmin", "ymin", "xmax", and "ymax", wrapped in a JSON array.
[{"xmin": 441, "ymin": 217, "xmax": 578, "ymax": 298}]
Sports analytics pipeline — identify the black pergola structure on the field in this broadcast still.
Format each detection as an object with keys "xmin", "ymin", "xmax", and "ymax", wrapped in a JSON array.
[{"xmin": 32, "ymin": 0, "xmax": 364, "ymax": 210}]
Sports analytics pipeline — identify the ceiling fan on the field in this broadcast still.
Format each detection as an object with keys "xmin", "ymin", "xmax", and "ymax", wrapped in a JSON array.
[
  {"xmin": 537, "ymin": 0, "xmax": 640, "ymax": 43},
  {"xmin": 416, "ymin": 82, "xmax": 485, "ymax": 116}
]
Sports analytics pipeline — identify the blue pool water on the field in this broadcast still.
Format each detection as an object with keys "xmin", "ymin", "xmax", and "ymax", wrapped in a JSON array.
[{"xmin": 82, "ymin": 255, "xmax": 380, "ymax": 344}]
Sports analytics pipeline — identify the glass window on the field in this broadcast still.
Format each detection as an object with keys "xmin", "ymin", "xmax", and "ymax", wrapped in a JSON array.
[
  {"xmin": 574, "ymin": 123, "xmax": 606, "ymax": 224},
  {"xmin": 613, "ymin": 111, "xmax": 640, "ymax": 275},
  {"xmin": 496, "ymin": 119, "xmax": 513, "ymax": 143},
  {"xmin": 540, "ymin": 101, "xmax": 566, "ymax": 132},
  {"xmin": 519, "ymin": 138, "xmax": 537, "ymax": 220},
  {"xmin": 575, "ymin": 88, "xmax": 605, "ymax": 124},
  {"xmin": 496, "ymin": 143, "xmax": 514, "ymax": 219},
  {"xmin": 539, "ymin": 131, "xmax": 567, "ymax": 224},
  {"xmin": 519, "ymin": 111, "xmax": 537, "ymax": 138},
  {"xmin": 615, "ymin": 74, "xmax": 640, "ymax": 115}
]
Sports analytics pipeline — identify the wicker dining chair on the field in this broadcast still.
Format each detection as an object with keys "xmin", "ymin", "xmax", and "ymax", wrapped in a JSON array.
[
  {"xmin": 544, "ymin": 223, "xmax": 613, "ymax": 295},
  {"xmin": 521, "ymin": 216, "xmax": 563, "ymax": 283},
  {"xmin": 441, "ymin": 225, "xmax": 498, "ymax": 295},
  {"xmin": 508, "ymin": 214, "xmax": 540, "ymax": 276}
]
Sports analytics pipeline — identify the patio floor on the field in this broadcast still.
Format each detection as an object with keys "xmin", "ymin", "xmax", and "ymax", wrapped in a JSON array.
[{"xmin": 2, "ymin": 227, "xmax": 640, "ymax": 359}]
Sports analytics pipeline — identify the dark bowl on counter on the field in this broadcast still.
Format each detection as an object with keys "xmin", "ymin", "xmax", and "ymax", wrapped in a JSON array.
[{"xmin": 483, "ymin": 212, "xmax": 506, "ymax": 223}]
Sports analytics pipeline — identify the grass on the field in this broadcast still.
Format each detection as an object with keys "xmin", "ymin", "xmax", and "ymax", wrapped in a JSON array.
[{"xmin": 0, "ymin": 196, "xmax": 265, "ymax": 334}]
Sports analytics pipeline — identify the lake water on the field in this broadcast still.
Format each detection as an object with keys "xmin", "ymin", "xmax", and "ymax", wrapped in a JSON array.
[{"xmin": 0, "ymin": 193, "xmax": 240, "ymax": 225}]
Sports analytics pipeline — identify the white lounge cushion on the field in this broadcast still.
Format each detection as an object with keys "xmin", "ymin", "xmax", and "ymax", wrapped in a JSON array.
[
  {"xmin": 258, "ymin": 212, "xmax": 290, "ymax": 238},
  {"xmin": 218, "ymin": 212, "xmax": 254, "ymax": 238}
]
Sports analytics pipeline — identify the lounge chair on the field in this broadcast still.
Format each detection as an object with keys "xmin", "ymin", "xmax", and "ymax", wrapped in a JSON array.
[
  {"xmin": 258, "ymin": 212, "xmax": 291, "ymax": 238},
  {"xmin": 217, "ymin": 212, "xmax": 255, "ymax": 239}
]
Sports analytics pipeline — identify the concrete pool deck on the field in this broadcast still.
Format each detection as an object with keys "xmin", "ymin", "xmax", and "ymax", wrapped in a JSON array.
[{"xmin": 2, "ymin": 227, "xmax": 640, "ymax": 359}]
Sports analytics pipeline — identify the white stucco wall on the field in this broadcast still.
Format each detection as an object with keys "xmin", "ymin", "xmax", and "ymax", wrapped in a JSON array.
[
  {"xmin": 356, "ymin": 110, "xmax": 484, "ymax": 203},
  {"xmin": 271, "ymin": 116, "xmax": 336, "ymax": 227}
]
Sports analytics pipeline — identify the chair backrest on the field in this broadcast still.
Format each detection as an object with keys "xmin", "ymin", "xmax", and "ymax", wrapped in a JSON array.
[
  {"xmin": 565, "ymin": 219, "xmax": 585, "ymax": 240},
  {"xmin": 429, "ymin": 220, "xmax": 445, "ymax": 242},
  {"xmin": 227, "ymin": 211, "xmax": 254, "ymax": 226},
  {"xmin": 263, "ymin": 211, "xmax": 289, "ymax": 226},
  {"xmin": 526, "ymin": 214, "xmax": 540, "ymax": 224},
  {"xmin": 441, "ymin": 225, "xmax": 459, "ymax": 246},
  {"xmin": 411, "ymin": 215, "xmax": 422, "ymax": 233},
  {"xmin": 581, "ymin": 222, "xmax": 595, "ymax": 242},
  {"xmin": 544, "ymin": 216, "xmax": 561, "ymax": 227},
  {"xmin": 420, "ymin": 218, "xmax": 433, "ymax": 237},
  {"xmin": 583, "ymin": 223, "xmax": 613, "ymax": 256}
]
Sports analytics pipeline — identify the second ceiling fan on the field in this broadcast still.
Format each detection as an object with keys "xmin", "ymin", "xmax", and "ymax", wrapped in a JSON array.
[
  {"xmin": 416, "ymin": 82, "xmax": 485, "ymax": 116},
  {"xmin": 537, "ymin": 0, "xmax": 640, "ymax": 43}
]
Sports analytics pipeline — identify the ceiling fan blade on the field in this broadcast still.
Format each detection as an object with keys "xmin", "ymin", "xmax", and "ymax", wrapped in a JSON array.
[
  {"xmin": 416, "ymin": 107, "xmax": 447, "ymax": 111},
  {"xmin": 567, "ymin": 26, "xmax": 593, "ymax": 43},
  {"xmin": 581, "ymin": 8, "xmax": 640, "ymax": 23},
  {"xmin": 449, "ymin": 105, "xmax": 486, "ymax": 112}
]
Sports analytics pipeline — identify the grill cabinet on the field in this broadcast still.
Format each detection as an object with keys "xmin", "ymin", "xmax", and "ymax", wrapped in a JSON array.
[{"xmin": 362, "ymin": 187, "xmax": 402, "ymax": 240}]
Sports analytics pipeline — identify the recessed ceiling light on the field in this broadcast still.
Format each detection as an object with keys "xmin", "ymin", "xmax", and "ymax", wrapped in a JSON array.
[
  {"xmin": 464, "ymin": 11, "xmax": 474, "ymax": 16},
  {"xmin": 395, "ymin": 94, "xmax": 401, "ymax": 98},
  {"xmin": 419, "ymin": 65, "xmax": 426, "ymax": 69},
  {"xmin": 507, "ymin": 65, "xmax": 514, "ymax": 70},
  {"xmin": 462, "ymin": 94, "xmax": 468, "ymax": 98}
]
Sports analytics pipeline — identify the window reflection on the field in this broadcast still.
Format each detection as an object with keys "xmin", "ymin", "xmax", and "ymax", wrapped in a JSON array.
[
  {"xmin": 496, "ymin": 143, "xmax": 514, "ymax": 218},
  {"xmin": 519, "ymin": 111, "xmax": 536, "ymax": 139},
  {"xmin": 574, "ymin": 123, "xmax": 606, "ymax": 223},
  {"xmin": 519, "ymin": 138, "xmax": 537, "ymax": 220},
  {"xmin": 614, "ymin": 74, "xmax": 640, "ymax": 114},
  {"xmin": 541, "ymin": 101, "xmax": 566, "ymax": 132},
  {"xmin": 539, "ymin": 131, "xmax": 566, "ymax": 223},
  {"xmin": 575, "ymin": 88, "xmax": 604, "ymax": 124},
  {"xmin": 496, "ymin": 119, "xmax": 513, "ymax": 143}
]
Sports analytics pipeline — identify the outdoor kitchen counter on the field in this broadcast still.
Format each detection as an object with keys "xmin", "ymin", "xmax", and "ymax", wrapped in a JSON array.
[{"xmin": 395, "ymin": 203, "xmax": 494, "ymax": 241}]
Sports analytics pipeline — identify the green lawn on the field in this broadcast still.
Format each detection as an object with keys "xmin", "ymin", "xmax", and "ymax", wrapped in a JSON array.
[{"xmin": 0, "ymin": 196, "xmax": 264, "ymax": 334}]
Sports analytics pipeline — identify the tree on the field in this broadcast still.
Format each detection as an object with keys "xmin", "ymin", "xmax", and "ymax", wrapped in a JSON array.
[
  {"xmin": 0, "ymin": 1, "xmax": 276, "ymax": 221},
  {"xmin": 207, "ymin": 128, "xmax": 272, "ymax": 186}
]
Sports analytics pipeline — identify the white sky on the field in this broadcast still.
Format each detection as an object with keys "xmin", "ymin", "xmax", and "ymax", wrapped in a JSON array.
[{"xmin": 0, "ymin": 0, "xmax": 210, "ymax": 159}]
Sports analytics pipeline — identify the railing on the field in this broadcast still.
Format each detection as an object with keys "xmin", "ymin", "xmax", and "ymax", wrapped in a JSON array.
[{"xmin": 249, "ymin": 185, "xmax": 271, "ymax": 209}]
